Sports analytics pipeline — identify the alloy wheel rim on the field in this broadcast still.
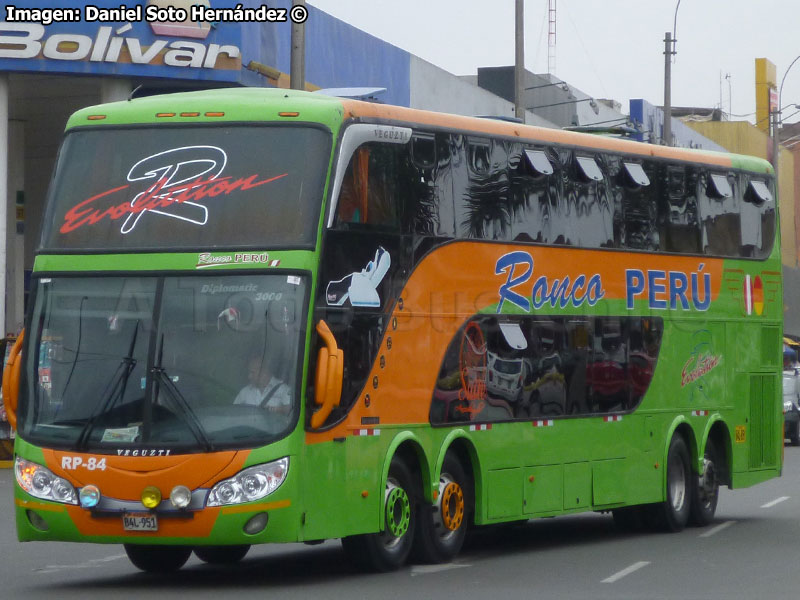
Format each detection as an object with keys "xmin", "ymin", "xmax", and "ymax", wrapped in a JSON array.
[
  {"xmin": 385, "ymin": 481, "xmax": 411, "ymax": 540},
  {"xmin": 669, "ymin": 457, "xmax": 686, "ymax": 512}
]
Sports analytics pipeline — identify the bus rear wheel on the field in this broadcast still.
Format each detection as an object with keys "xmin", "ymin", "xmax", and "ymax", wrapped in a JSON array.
[
  {"xmin": 412, "ymin": 453, "xmax": 470, "ymax": 563},
  {"xmin": 689, "ymin": 439, "xmax": 720, "ymax": 526},
  {"xmin": 194, "ymin": 545, "xmax": 250, "ymax": 564},
  {"xmin": 652, "ymin": 435, "xmax": 692, "ymax": 532},
  {"xmin": 124, "ymin": 544, "xmax": 192, "ymax": 572},
  {"xmin": 341, "ymin": 456, "xmax": 417, "ymax": 571}
]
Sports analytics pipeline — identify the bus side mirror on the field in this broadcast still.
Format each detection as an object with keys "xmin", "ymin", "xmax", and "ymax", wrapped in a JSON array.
[
  {"xmin": 2, "ymin": 330, "xmax": 24, "ymax": 431},
  {"xmin": 311, "ymin": 320, "xmax": 343, "ymax": 429}
]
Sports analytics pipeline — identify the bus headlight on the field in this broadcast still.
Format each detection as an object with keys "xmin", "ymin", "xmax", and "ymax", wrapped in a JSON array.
[
  {"xmin": 206, "ymin": 458, "xmax": 289, "ymax": 507},
  {"xmin": 15, "ymin": 457, "xmax": 78, "ymax": 505}
]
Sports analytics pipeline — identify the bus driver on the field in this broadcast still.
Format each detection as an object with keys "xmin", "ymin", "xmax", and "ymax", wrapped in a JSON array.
[{"xmin": 234, "ymin": 356, "xmax": 291, "ymax": 415}]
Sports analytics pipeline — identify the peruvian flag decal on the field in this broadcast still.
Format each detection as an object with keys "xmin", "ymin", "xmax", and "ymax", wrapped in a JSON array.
[{"xmin": 744, "ymin": 274, "xmax": 764, "ymax": 316}]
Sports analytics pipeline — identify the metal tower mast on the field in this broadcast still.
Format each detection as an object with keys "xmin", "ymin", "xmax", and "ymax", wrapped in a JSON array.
[{"xmin": 548, "ymin": 0, "xmax": 556, "ymax": 75}]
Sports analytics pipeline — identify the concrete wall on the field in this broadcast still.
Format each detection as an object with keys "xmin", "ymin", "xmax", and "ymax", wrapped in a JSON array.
[
  {"xmin": 410, "ymin": 58, "xmax": 555, "ymax": 127},
  {"xmin": 476, "ymin": 67, "xmax": 625, "ymax": 129}
]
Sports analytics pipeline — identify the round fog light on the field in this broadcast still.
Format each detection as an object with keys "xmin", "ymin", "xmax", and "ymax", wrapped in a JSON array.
[
  {"xmin": 141, "ymin": 486, "xmax": 162, "ymax": 509},
  {"xmin": 243, "ymin": 512, "xmax": 269, "ymax": 535},
  {"xmin": 79, "ymin": 485, "xmax": 101, "ymax": 509},
  {"xmin": 170, "ymin": 485, "xmax": 192, "ymax": 509}
]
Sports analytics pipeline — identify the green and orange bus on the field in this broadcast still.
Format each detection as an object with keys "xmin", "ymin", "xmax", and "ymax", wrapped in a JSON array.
[{"xmin": 4, "ymin": 87, "xmax": 782, "ymax": 572}]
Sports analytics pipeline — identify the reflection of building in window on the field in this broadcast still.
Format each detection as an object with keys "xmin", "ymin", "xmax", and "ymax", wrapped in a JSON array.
[
  {"xmin": 588, "ymin": 317, "xmax": 629, "ymax": 412},
  {"xmin": 659, "ymin": 166, "xmax": 701, "ymax": 253},
  {"xmin": 430, "ymin": 314, "xmax": 664, "ymax": 426},
  {"xmin": 699, "ymin": 172, "xmax": 740, "ymax": 256}
]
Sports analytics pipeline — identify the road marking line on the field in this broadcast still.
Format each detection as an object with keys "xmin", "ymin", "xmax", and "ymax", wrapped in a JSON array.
[
  {"xmin": 410, "ymin": 562, "xmax": 471, "ymax": 576},
  {"xmin": 699, "ymin": 520, "xmax": 737, "ymax": 538},
  {"xmin": 602, "ymin": 561, "xmax": 650, "ymax": 583},
  {"xmin": 35, "ymin": 554, "xmax": 126, "ymax": 574},
  {"xmin": 761, "ymin": 496, "xmax": 790, "ymax": 508}
]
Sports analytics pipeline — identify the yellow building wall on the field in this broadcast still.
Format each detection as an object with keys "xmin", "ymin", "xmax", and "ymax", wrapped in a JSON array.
[
  {"xmin": 687, "ymin": 121, "xmax": 796, "ymax": 267},
  {"xmin": 755, "ymin": 58, "xmax": 776, "ymax": 135}
]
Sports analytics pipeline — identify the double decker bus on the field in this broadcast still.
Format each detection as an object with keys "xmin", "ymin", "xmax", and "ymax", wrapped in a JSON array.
[{"xmin": 4, "ymin": 87, "xmax": 782, "ymax": 573}]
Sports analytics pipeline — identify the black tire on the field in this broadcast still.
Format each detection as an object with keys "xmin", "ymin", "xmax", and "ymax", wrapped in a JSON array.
[
  {"xmin": 652, "ymin": 435, "xmax": 692, "ymax": 532},
  {"xmin": 689, "ymin": 439, "xmax": 720, "ymax": 526},
  {"xmin": 124, "ymin": 544, "xmax": 192, "ymax": 573},
  {"xmin": 790, "ymin": 421, "xmax": 800, "ymax": 446},
  {"xmin": 341, "ymin": 456, "xmax": 417, "ymax": 572},
  {"xmin": 411, "ymin": 453, "xmax": 471, "ymax": 563},
  {"xmin": 194, "ymin": 545, "xmax": 250, "ymax": 564}
]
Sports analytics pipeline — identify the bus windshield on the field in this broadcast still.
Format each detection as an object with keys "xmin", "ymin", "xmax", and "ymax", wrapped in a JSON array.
[
  {"xmin": 20, "ymin": 273, "xmax": 307, "ymax": 453},
  {"xmin": 39, "ymin": 125, "xmax": 331, "ymax": 251}
]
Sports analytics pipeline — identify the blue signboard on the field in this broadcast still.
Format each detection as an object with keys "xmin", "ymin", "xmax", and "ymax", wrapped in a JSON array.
[
  {"xmin": 0, "ymin": 0, "xmax": 411, "ymax": 105},
  {"xmin": 0, "ymin": 0, "xmax": 275, "ymax": 85}
]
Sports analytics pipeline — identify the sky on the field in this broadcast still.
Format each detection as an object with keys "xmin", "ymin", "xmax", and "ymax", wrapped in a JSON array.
[{"xmin": 308, "ymin": 0, "xmax": 800, "ymax": 126}]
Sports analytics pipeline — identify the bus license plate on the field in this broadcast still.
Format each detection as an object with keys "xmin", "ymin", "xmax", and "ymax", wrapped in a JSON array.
[{"xmin": 123, "ymin": 513, "xmax": 158, "ymax": 531}]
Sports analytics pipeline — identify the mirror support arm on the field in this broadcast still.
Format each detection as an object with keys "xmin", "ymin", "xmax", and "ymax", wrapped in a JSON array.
[{"xmin": 310, "ymin": 320, "xmax": 343, "ymax": 429}]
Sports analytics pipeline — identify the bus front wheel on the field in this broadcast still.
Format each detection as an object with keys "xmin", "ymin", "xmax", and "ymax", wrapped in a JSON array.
[
  {"xmin": 342, "ymin": 456, "xmax": 417, "ymax": 572},
  {"xmin": 124, "ymin": 544, "xmax": 192, "ymax": 572},
  {"xmin": 412, "ymin": 453, "xmax": 470, "ymax": 563}
]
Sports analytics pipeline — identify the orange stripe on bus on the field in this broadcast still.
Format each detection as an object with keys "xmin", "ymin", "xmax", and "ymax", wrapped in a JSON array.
[
  {"xmin": 220, "ymin": 499, "xmax": 291, "ymax": 515},
  {"xmin": 15, "ymin": 498, "xmax": 67, "ymax": 513},
  {"xmin": 307, "ymin": 242, "xmax": 723, "ymax": 444},
  {"xmin": 339, "ymin": 99, "xmax": 733, "ymax": 167}
]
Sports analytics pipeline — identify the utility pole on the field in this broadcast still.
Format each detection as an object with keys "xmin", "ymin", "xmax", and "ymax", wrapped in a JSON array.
[
  {"xmin": 514, "ymin": 0, "xmax": 525, "ymax": 123},
  {"xmin": 290, "ymin": 0, "xmax": 306, "ymax": 90},
  {"xmin": 772, "ymin": 108, "xmax": 780, "ymax": 181},
  {"xmin": 663, "ymin": 31, "xmax": 674, "ymax": 146}
]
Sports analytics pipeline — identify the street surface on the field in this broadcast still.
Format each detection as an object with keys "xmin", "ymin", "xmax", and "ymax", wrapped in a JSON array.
[{"xmin": 1, "ymin": 446, "xmax": 799, "ymax": 600}]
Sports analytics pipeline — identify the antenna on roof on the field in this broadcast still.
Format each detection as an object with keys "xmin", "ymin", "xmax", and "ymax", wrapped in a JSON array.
[{"xmin": 127, "ymin": 85, "xmax": 143, "ymax": 102}]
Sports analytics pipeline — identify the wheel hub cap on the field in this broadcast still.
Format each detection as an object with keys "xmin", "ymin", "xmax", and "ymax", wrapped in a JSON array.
[
  {"xmin": 385, "ymin": 486, "xmax": 411, "ymax": 538},
  {"xmin": 440, "ymin": 482, "xmax": 464, "ymax": 531}
]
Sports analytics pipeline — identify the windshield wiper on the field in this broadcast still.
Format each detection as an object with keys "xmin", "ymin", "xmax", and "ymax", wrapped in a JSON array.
[
  {"xmin": 151, "ymin": 335, "xmax": 214, "ymax": 452},
  {"xmin": 75, "ymin": 320, "xmax": 140, "ymax": 450},
  {"xmin": 59, "ymin": 296, "xmax": 87, "ymax": 404}
]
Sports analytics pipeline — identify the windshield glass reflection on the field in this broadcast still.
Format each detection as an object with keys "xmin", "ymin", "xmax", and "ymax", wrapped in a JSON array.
[{"xmin": 21, "ymin": 274, "xmax": 306, "ymax": 452}]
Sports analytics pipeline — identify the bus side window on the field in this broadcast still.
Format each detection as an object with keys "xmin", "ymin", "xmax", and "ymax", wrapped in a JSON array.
[
  {"xmin": 335, "ymin": 148, "xmax": 369, "ymax": 226},
  {"xmin": 455, "ymin": 137, "xmax": 511, "ymax": 241},
  {"xmin": 410, "ymin": 132, "xmax": 456, "ymax": 237},
  {"xmin": 658, "ymin": 165, "xmax": 701, "ymax": 254},
  {"xmin": 589, "ymin": 317, "xmax": 631, "ymax": 413},
  {"xmin": 617, "ymin": 157, "xmax": 658, "ymax": 251},
  {"xmin": 561, "ymin": 152, "xmax": 605, "ymax": 247},
  {"xmin": 628, "ymin": 317, "xmax": 662, "ymax": 407},
  {"xmin": 741, "ymin": 174, "xmax": 776, "ymax": 259},
  {"xmin": 699, "ymin": 170, "xmax": 740, "ymax": 257},
  {"xmin": 335, "ymin": 144, "xmax": 402, "ymax": 230},
  {"xmin": 509, "ymin": 144, "xmax": 559, "ymax": 244}
]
